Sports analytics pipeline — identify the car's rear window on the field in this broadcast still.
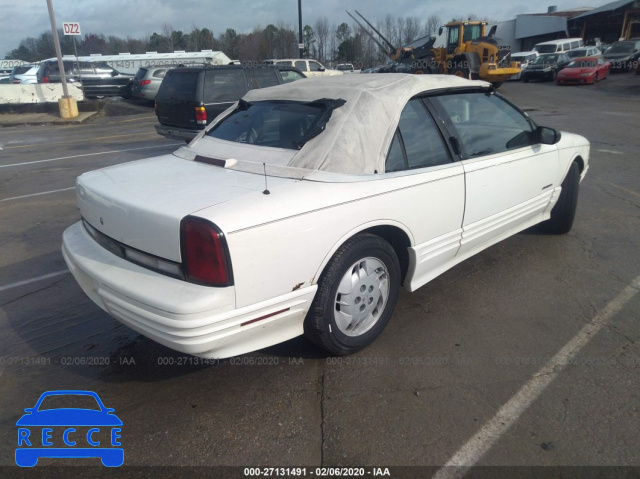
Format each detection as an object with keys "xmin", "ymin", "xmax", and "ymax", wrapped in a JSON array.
[
  {"xmin": 206, "ymin": 99, "xmax": 345, "ymax": 150},
  {"xmin": 567, "ymin": 49, "xmax": 587, "ymax": 58},
  {"xmin": 608, "ymin": 43, "xmax": 633, "ymax": 53},
  {"xmin": 203, "ymin": 69, "xmax": 247, "ymax": 102},
  {"xmin": 135, "ymin": 68, "xmax": 148, "ymax": 80},
  {"xmin": 156, "ymin": 71, "xmax": 200, "ymax": 101},
  {"xmin": 12, "ymin": 66, "xmax": 31, "ymax": 75}
]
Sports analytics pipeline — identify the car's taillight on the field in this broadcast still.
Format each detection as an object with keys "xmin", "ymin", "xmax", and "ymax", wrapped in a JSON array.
[
  {"xmin": 139, "ymin": 79, "xmax": 151, "ymax": 85},
  {"xmin": 181, "ymin": 217, "xmax": 232, "ymax": 286},
  {"xmin": 195, "ymin": 106, "xmax": 207, "ymax": 125},
  {"xmin": 42, "ymin": 76, "xmax": 50, "ymax": 83}
]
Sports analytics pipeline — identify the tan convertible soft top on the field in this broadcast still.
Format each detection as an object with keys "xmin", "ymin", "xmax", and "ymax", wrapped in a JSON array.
[{"xmin": 187, "ymin": 74, "xmax": 488, "ymax": 175}]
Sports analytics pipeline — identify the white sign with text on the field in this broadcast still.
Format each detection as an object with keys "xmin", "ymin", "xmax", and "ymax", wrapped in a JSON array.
[{"xmin": 62, "ymin": 22, "xmax": 81, "ymax": 36}]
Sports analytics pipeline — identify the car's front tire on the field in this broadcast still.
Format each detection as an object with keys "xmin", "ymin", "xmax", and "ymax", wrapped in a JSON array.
[
  {"xmin": 304, "ymin": 234, "xmax": 400, "ymax": 355},
  {"xmin": 540, "ymin": 162, "xmax": 580, "ymax": 234}
]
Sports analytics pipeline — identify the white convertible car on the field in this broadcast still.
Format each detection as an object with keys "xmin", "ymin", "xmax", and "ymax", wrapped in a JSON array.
[{"xmin": 62, "ymin": 74, "xmax": 589, "ymax": 358}]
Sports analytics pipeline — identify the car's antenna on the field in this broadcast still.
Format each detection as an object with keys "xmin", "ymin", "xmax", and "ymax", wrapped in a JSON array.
[{"xmin": 262, "ymin": 163, "xmax": 270, "ymax": 195}]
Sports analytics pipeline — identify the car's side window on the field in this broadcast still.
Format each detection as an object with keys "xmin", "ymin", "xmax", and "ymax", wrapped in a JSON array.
[
  {"xmin": 204, "ymin": 70, "xmax": 248, "ymax": 102},
  {"xmin": 91, "ymin": 62, "xmax": 113, "ymax": 76},
  {"xmin": 385, "ymin": 98, "xmax": 451, "ymax": 172},
  {"xmin": 385, "ymin": 132, "xmax": 406, "ymax": 172},
  {"xmin": 280, "ymin": 70, "xmax": 304, "ymax": 83},
  {"xmin": 430, "ymin": 92, "xmax": 535, "ymax": 159},
  {"xmin": 295, "ymin": 60, "xmax": 307, "ymax": 72},
  {"xmin": 248, "ymin": 68, "xmax": 280, "ymax": 89},
  {"xmin": 309, "ymin": 61, "xmax": 322, "ymax": 71}
]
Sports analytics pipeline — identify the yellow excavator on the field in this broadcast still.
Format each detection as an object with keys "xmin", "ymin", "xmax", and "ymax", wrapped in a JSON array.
[{"xmin": 347, "ymin": 11, "xmax": 520, "ymax": 87}]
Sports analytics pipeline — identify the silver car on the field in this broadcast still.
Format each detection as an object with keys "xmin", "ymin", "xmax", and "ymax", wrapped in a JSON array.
[
  {"xmin": 509, "ymin": 51, "xmax": 538, "ymax": 80},
  {"xmin": 10, "ymin": 64, "xmax": 39, "ymax": 84},
  {"xmin": 131, "ymin": 67, "xmax": 169, "ymax": 101}
]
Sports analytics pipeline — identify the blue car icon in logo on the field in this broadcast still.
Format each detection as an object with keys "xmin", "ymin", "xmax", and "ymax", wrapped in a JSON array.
[{"xmin": 16, "ymin": 390, "xmax": 123, "ymax": 467}]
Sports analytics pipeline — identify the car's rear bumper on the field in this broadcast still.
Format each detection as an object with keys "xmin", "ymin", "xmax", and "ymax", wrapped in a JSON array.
[
  {"xmin": 154, "ymin": 124, "xmax": 201, "ymax": 141},
  {"xmin": 62, "ymin": 221, "xmax": 315, "ymax": 358}
]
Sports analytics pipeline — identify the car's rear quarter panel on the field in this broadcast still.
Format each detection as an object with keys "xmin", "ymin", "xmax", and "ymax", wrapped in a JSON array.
[{"xmin": 195, "ymin": 165, "xmax": 466, "ymax": 308}]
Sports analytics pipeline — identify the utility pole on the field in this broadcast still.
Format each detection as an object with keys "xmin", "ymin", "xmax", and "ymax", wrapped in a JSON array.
[
  {"xmin": 298, "ymin": 0, "xmax": 304, "ymax": 59},
  {"xmin": 46, "ymin": 0, "xmax": 78, "ymax": 118}
]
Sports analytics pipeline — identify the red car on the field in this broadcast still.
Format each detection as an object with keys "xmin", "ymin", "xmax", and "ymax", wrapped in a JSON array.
[{"xmin": 556, "ymin": 56, "xmax": 610, "ymax": 85}]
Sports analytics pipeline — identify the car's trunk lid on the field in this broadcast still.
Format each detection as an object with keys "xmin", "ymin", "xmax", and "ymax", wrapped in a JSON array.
[{"xmin": 76, "ymin": 154, "xmax": 297, "ymax": 262}]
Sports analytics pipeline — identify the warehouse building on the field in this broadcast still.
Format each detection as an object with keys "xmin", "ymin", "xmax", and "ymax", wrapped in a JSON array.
[
  {"xmin": 569, "ymin": 0, "xmax": 640, "ymax": 43},
  {"xmin": 491, "ymin": 7, "xmax": 592, "ymax": 53}
]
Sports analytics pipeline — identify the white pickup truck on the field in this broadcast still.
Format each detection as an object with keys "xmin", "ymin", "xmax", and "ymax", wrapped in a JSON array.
[{"xmin": 266, "ymin": 59, "xmax": 343, "ymax": 77}]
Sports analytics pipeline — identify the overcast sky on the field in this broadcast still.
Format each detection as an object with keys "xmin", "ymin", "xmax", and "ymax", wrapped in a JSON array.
[{"xmin": 3, "ymin": 0, "xmax": 600, "ymax": 57}]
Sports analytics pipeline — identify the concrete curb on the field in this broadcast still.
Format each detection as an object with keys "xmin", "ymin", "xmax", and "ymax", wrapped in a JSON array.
[{"xmin": 0, "ymin": 110, "xmax": 98, "ymax": 127}]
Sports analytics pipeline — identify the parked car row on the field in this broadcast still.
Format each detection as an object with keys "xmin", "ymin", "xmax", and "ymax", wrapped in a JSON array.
[
  {"xmin": 34, "ymin": 59, "xmax": 134, "ymax": 98},
  {"xmin": 512, "ymin": 38, "xmax": 640, "ymax": 84}
]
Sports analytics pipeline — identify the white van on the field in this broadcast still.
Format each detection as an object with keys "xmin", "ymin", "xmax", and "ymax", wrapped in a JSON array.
[{"xmin": 533, "ymin": 38, "xmax": 584, "ymax": 54}]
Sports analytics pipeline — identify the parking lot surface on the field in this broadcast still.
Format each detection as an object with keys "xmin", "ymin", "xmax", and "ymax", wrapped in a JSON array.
[{"xmin": 1, "ymin": 75, "xmax": 639, "ymax": 477}]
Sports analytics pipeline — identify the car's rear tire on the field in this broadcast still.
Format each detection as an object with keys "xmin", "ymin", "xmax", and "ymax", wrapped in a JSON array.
[
  {"xmin": 304, "ymin": 234, "xmax": 400, "ymax": 355},
  {"xmin": 540, "ymin": 162, "xmax": 580, "ymax": 234}
]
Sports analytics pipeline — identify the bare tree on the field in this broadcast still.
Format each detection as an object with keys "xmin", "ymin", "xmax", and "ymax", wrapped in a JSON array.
[
  {"xmin": 161, "ymin": 23, "xmax": 174, "ymax": 52},
  {"xmin": 382, "ymin": 14, "xmax": 397, "ymax": 48},
  {"xmin": 425, "ymin": 15, "xmax": 442, "ymax": 36},
  {"xmin": 275, "ymin": 21, "xmax": 297, "ymax": 58},
  {"xmin": 314, "ymin": 16, "xmax": 329, "ymax": 62},
  {"xmin": 328, "ymin": 23, "xmax": 337, "ymax": 63},
  {"xmin": 396, "ymin": 17, "xmax": 406, "ymax": 45},
  {"xmin": 404, "ymin": 17, "xmax": 420, "ymax": 44}
]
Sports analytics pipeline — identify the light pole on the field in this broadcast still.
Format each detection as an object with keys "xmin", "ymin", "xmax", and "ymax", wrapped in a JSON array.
[
  {"xmin": 298, "ymin": 0, "xmax": 304, "ymax": 59},
  {"xmin": 45, "ymin": 0, "xmax": 78, "ymax": 118}
]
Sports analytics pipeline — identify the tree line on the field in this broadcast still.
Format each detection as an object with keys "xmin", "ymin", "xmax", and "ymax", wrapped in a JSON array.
[{"xmin": 7, "ymin": 13, "xmax": 490, "ymax": 68}]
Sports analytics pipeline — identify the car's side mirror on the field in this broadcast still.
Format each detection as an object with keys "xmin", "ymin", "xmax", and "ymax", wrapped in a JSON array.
[
  {"xmin": 318, "ymin": 67, "xmax": 325, "ymax": 72},
  {"xmin": 538, "ymin": 126, "xmax": 561, "ymax": 145},
  {"xmin": 439, "ymin": 27, "xmax": 443, "ymax": 36},
  {"xmin": 111, "ymin": 71, "xmax": 118, "ymax": 76}
]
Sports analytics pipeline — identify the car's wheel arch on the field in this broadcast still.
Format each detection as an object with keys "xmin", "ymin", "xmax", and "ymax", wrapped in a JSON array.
[
  {"xmin": 313, "ymin": 221, "xmax": 414, "ymax": 287},
  {"xmin": 572, "ymin": 155, "xmax": 585, "ymax": 175},
  {"xmin": 557, "ymin": 153, "xmax": 585, "ymax": 186}
]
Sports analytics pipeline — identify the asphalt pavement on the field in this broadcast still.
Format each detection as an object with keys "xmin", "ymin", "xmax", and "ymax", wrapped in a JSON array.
[{"xmin": 0, "ymin": 75, "xmax": 639, "ymax": 478}]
